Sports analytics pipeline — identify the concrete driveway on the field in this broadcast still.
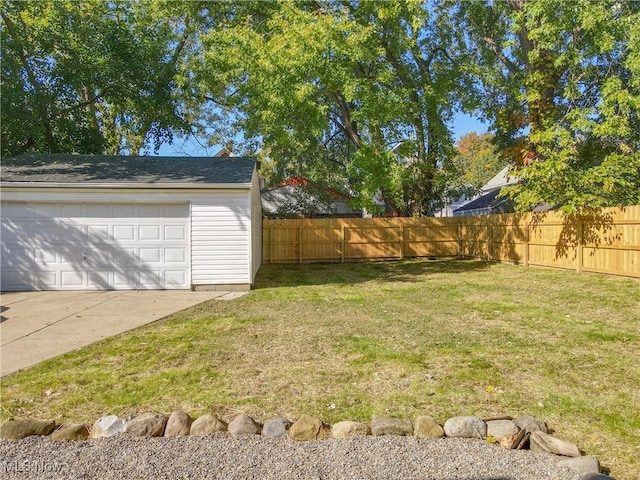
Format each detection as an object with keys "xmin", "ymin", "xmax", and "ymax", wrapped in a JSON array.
[{"xmin": 0, "ymin": 290, "xmax": 245, "ymax": 377}]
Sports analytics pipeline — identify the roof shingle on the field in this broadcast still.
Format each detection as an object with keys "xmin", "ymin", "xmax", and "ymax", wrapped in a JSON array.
[{"xmin": 1, "ymin": 154, "xmax": 256, "ymax": 185}]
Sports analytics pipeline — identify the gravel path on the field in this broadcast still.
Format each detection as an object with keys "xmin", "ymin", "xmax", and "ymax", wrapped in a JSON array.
[{"xmin": 0, "ymin": 435, "xmax": 582, "ymax": 480}]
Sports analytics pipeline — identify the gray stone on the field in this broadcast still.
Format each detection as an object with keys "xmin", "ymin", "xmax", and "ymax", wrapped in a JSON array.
[
  {"xmin": 514, "ymin": 416, "xmax": 548, "ymax": 434},
  {"xmin": 530, "ymin": 431, "xmax": 581, "ymax": 457},
  {"xmin": 90, "ymin": 415, "xmax": 126, "ymax": 438},
  {"xmin": 579, "ymin": 474, "xmax": 616, "ymax": 480},
  {"xmin": 370, "ymin": 416, "xmax": 413, "ymax": 437},
  {"xmin": 262, "ymin": 417, "xmax": 291, "ymax": 438},
  {"xmin": 125, "ymin": 413, "xmax": 167, "ymax": 437},
  {"xmin": 228, "ymin": 414, "xmax": 261, "ymax": 436},
  {"xmin": 486, "ymin": 419, "xmax": 519, "ymax": 438},
  {"xmin": 289, "ymin": 415, "xmax": 330, "ymax": 441},
  {"xmin": 164, "ymin": 410, "xmax": 193, "ymax": 437},
  {"xmin": 0, "ymin": 419, "xmax": 56, "ymax": 440},
  {"xmin": 558, "ymin": 456, "xmax": 600, "ymax": 474},
  {"xmin": 413, "ymin": 416, "xmax": 445, "ymax": 438},
  {"xmin": 331, "ymin": 421, "xmax": 371, "ymax": 439},
  {"xmin": 443, "ymin": 416, "xmax": 487, "ymax": 438},
  {"xmin": 50, "ymin": 424, "xmax": 89, "ymax": 441},
  {"xmin": 190, "ymin": 414, "xmax": 228, "ymax": 436}
]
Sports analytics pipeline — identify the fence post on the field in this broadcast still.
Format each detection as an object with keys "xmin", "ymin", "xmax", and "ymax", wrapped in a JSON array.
[
  {"xmin": 457, "ymin": 220, "xmax": 463, "ymax": 257},
  {"xmin": 341, "ymin": 225, "xmax": 345, "ymax": 263},
  {"xmin": 524, "ymin": 222, "xmax": 530, "ymax": 267},
  {"xmin": 269, "ymin": 226, "xmax": 274, "ymax": 264},
  {"xmin": 298, "ymin": 225, "xmax": 303, "ymax": 264},
  {"xmin": 399, "ymin": 225, "xmax": 405, "ymax": 260},
  {"xmin": 489, "ymin": 223, "xmax": 494, "ymax": 260},
  {"xmin": 577, "ymin": 220, "xmax": 583, "ymax": 273}
]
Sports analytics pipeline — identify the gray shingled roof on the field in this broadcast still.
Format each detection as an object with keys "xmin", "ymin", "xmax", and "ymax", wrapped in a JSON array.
[
  {"xmin": 1, "ymin": 154, "xmax": 256, "ymax": 185},
  {"xmin": 453, "ymin": 188, "xmax": 507, "ymax": 213}
]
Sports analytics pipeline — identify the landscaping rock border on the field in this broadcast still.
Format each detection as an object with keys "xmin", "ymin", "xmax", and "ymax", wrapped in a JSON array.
[{"xmin": 0, "ymin": 412, "xmax": 614, "ymax": 480}]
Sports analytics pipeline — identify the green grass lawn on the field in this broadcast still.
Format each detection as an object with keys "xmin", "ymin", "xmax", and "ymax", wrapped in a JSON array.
[{"xmin": 2, "ymin": 260, "xmax": 639, "ymax": 479}]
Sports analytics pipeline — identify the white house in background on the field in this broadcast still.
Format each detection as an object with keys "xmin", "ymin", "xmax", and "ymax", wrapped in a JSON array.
[
  {"xmin": 452, "ymin": 166, "xmax": 519, "ymax": 217},
  {"xmin": 433, "ymin": 193, "xmax": 473, "ymax": 218},
  {"xmin": 1, "ymin": 153, "xmax": 262, "ymax": 291}
]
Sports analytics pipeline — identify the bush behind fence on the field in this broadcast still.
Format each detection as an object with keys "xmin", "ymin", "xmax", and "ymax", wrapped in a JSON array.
[{"xmin": 263, "ymin": 205, "xmax": 640, "ymax": 278}]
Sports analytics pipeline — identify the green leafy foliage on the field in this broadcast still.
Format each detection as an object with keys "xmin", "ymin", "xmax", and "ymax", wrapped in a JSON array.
[
  {"xmin": 193, "ymin": 1, "xmax": 471, "ymax": 215},
  {"xmin": 454, "ymin": 132, "xmax": 508, "ymax": 191},
  {"xmin": 457, "ymin": 0, "xmax": 640, "ymax": 212},
  {"xmin": 0, "ymin": 0, "xmax": 194, "ymax": 156}
]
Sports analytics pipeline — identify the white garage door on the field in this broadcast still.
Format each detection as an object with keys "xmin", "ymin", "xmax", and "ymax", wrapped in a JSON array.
[{"xmin": 1, "ymin": 202, "xmax": 190, "ymax": 291}]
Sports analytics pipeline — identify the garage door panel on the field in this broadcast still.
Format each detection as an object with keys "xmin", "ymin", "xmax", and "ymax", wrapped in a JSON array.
[
  {"xmin": 3, "ymin": 244, "xmax": 31, "ymax": 263},
  {"xmin": 111, "ymin": 247, "xmax": 137, "ymax": 267},
  {"xmin": 1, "ymin": 219, "xmax": 22, "ymax": 242},
  {"xmin": 113, "ymin": 225, "xmax": 135, "ymax": 241},
  {"xmin": 1, "ymin": 270, "xmax": 33, "ymax": 290},
  {"xmin": 33, "ymin": 271, "xmax": 57, "ymax": 289},
  {"xmin": 33, "ymin": 220, "xmax": 73, "ymax": 245},
  {"xmin": 30, "ymin": 218, "xmax": 53, "ymax": 234},
  {"xmin": 139, "ymin": 225, "xmax": 161, "ymax": 241},
  {"xmin": 114, "ymin": 271, "xmax": 141, "ymax": 288},
  {"xmin": 165, "ymin": 270, "xmax": 187, "ymax": 286},
  {"xmin": 165, "ymin": 225, "xmax": 187, "ymax": 241},
  {"xmin": 34, "ymin": 248, "xmax": 57, "ymax": 265},
  {"xmin": 88, "ymin": 271, "xmax": 110, "ymax": 287},
  {"xmin": 61, "ymin": 271, "xmax": 84, "ymax": 287},
  {"xmin": 88, "ymin": 224, "xmax": 110, "ymax": 240},
  {"xmin": 1, "ymin": 202, "xmax": 190, "ymax": 291},
  {"xmin": 84, "ymin": 247, "xmax": 112, "ymax": 267},
  {"xmin": 139, "ymin": 248, "xmax": 161, "ymax": 263},
  {"xmin": 165, "ymin": 248, "xmax": 186, "ymax": 263},
  {"xmin": 56, "ymin": 245, "xmax": 87, "ymax": 265}
]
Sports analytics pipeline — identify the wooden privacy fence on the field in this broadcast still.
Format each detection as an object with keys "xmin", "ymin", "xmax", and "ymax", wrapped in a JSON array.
[{"xmin": 262, "ymin": 205, "xmax": 640, "ymax": 278}]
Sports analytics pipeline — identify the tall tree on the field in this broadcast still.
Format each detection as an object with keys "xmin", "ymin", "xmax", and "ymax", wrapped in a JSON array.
[
  {"xmin": 0, "ymin": 0, "xmax": 194, "ymax": 157},
  {"xmin": 458, "ymin": 0, "xmax": 640, "ymax": 211},
  {"xmin": 454, "ymin": 132, "xmax": 507, "ymax": 191},
  {"xmin": 194, "ymin": 0, "xmax": 473, "ymax": 215}
]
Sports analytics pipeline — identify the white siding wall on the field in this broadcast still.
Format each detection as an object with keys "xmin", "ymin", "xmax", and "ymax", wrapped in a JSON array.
[
  {"xmin": 250, "ymin": 169, "xmax": 263, "ymax": 282},
  {"xmin": 191, "ymin": 192, "xmax": 251, "ymax": 285}
]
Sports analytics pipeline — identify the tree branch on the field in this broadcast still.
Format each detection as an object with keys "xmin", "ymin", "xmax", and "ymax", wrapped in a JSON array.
[
  {"xmin": 1, "ymin": 9, "xmax": 58, "ymax": 152},
  {"xmin": 482, "ymin": 35, "xmax": 520, "ymax": 73},
  {"xmin": 331, "ymin": 90, "xmax": 361, "ymax": 148}
]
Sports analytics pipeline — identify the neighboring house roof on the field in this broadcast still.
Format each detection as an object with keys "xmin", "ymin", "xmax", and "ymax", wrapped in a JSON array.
[
  {"xmin": 1, "ymin": 153, "xmax": 256, "ymax": 185},
  {"xmin": 212, "ymin": 146, "xmax": 233, "ymax": 157},
  {"xmin": 275, "ymin": 177, "xmax": 352, "ymax": 200},
  {"xmin": 453, "ymin": 166, "xmax": 518, "ymax": 216},
  {"xmin": 261, "ymin": 177, "xmax": 358, "ymax": 218},
  {"xmin": 481, "ymin": 166, "xmax": 519, "ymax": 191},
  {"xmin": 453, "ymin": 188, "xmax": 511, "ymax": 214}
]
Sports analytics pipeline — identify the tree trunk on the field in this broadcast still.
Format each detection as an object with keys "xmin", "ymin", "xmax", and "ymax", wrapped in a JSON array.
[
  {"xmin": 507, "ymin": 0, "xmax": 558, "ymax": 159},
  {"xmin": 1, "ymin": 10, "xmax": 58, "ymax": 152}
]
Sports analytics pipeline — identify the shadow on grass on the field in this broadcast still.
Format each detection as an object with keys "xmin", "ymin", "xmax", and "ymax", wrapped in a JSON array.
[{"xmin": 254, "ymin": 258, "xmax": 493, "ymax": 288}]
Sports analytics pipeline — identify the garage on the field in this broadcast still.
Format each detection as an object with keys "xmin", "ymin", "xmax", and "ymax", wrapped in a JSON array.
[{"xmin": 1, "ymin": 154, "xmax": 262, "ymax": 291}]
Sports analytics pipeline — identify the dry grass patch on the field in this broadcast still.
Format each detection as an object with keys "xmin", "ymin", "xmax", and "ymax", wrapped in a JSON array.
[{"xmin": 1, "ymin": 259, "xmax": 639, "ymax": 479}]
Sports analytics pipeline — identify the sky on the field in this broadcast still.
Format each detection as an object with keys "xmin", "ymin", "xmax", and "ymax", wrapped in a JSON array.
[{"xmin": 154, "ymin": 112, "xmax": 488, "ymax": 157}]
